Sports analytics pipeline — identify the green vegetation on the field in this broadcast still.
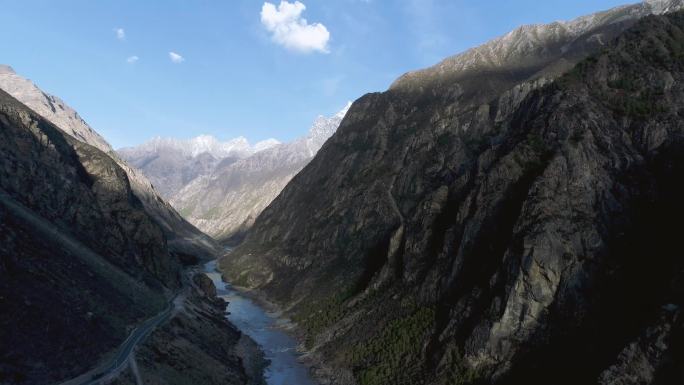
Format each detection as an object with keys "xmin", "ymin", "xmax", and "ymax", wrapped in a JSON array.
[
  {"xmin": 294, "ymin": 287, "xmax": 357, "ymax": 349},
  {"xmin": 348, "ymin": 307, "xmax": 435, "ymax": 385}
]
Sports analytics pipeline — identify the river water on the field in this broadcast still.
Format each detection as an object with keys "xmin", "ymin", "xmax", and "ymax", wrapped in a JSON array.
[{"xmin": 203, "ymin": 261, "xmax": 316, "ymax": 385}]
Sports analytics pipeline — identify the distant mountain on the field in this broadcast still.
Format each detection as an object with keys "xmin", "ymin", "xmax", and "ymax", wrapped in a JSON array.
[
  {"xmin": 223, "ymin": 1, "xmax": 684, "ymax": 385},
  {"xmin": 0, "ymin": 66, "xmax": 220, "ymax": 260},
  {"xmin": 170, "ymin": 102, "xmax": 351, "ymax": 244},
  {"xmin": 118, "ymin": 135, "xmax": 279, "ymax": 199}
]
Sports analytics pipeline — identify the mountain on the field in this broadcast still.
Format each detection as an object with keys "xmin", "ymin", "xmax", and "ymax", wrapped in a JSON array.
[
  {"xmin": 118, "ymin": 135, "xmax": 280, "ymax": 199},
  {"xmin": 170, "ymin": 102, "xmax": 351, "ymax": 244},
  {"xmin": 0, "ymin": 65, "xmax": 112, "ymax": 153},
  {"xmin": 222, "ymin": 2, "xmax": 684, "ymax": 385},
  {"xmin": 0, "ymin": 66, "xmax": 220, "ymax": 261},
  {"xmin": 0, "ymin": 87, "xmax": 264, "ymax": 385}
]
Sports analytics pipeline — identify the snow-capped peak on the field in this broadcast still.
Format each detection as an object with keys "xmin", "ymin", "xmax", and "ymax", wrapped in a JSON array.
[
  {"xmin": 120, "ymin": 134, "xmax": 282, "ymax": 160},
  {"xmin": 308, "ymin": 102, "xmax": 352, "ymax": 140},
  {"xmin": 254, "ymin": 138, "xmax": 281, "ymax": 152},
  {"xmin": 335, "ymin": 101, "xmax": 353, "ymax": 120}
]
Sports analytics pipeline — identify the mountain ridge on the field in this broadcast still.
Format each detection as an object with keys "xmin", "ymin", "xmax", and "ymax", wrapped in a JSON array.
[
  {"xmin": 119, "ymin": 134, "xmax": 280, "ymax": 161},
  {"xmin": 391, "ymin": 0, "xmax": 684, "ymax": 91}
]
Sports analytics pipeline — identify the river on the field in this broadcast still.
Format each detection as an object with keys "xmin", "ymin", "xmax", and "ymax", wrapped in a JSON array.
[{"xmin": 203, "ymin": 261, "xmax": 317, "ymax": 385}]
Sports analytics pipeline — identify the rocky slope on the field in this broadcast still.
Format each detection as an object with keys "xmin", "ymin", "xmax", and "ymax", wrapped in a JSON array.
[
  {"xmin": 0, "ymin": 86, "xmax": 260, "ymax": 383},
  {"xmin": 0, "ymin": 66, "xmax": 220, "ymax": 261},
  {"xmin": 223, "ymin": 2, "xmax": 684, "ymax": 385},
  {"xmin": 118, "ymin": 135, "xmax": 280, "ymax": 200},
  {"xmin": 113, "ymin": 273, "xmax": 266, "ymax": 385},
  {"xmin": 169, "ymin": 103, "xmax": 350, "ymax": 244}
]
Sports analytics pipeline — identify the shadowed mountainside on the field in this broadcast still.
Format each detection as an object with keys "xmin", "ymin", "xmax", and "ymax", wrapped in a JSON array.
[
  {"xmin": 0, "ymin": 88, "xmax": 174, "ymax": 383},
  {"xmin": 223, "ymin": 4, "xmax": 684, "ymax": 385}
]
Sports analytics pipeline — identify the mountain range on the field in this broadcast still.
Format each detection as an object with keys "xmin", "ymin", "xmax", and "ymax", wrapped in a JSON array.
[
  {"xmin": 120, "ymin": 102, "xmax": 351, "ymax": 244},
  {"xmin": 118, "ymin": 135, "xmax": 280, "ymax": 199}
]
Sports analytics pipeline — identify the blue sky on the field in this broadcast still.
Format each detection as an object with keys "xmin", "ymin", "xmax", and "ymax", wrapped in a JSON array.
[{"xmin": 0, "ymin": 0, "xmax": 632, "ymax": 149}]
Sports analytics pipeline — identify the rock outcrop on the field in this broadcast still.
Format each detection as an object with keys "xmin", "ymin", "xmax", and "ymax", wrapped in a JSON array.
[
  {"xmin": 113, "ymin": 273, "xmax": 267, "ymax": 385},
  {"xmin": 223, "ymin": 3, "xmax": 684, "ymax": 384}
]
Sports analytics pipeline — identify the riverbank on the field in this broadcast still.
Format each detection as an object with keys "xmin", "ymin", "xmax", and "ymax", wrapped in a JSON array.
[
  {"xmin": 203, "ymin": 260, "xmax": 318, "ymax": 385},
  {"xmin": 112, "ymin": 268, "xmax": 266, "ymax": 385}
]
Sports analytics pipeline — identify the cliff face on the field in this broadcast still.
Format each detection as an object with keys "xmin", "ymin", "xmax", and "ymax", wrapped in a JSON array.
[{"xmin": 223, "ymin": 8, "xmax": 684, "ymax": 385}]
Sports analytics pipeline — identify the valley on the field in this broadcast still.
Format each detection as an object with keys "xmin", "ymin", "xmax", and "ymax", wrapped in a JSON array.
[{"xmin": 2, "ymin": 1, "xmax": 684, "ymax": 384}]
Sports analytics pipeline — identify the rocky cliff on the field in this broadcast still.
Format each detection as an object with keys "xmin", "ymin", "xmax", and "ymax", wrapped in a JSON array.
[
  {"xmin": 113, "ymin": 273, "xmax": 267, "ymax": 385},
  {"xmin": 223, "ymin": 3, "xmax": 684, "ymax": 385}
]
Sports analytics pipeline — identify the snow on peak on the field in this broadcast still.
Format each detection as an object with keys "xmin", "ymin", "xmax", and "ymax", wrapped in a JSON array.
[
  {"xmin": 254, "ymin": 138, "xmax": 281, "ymax": 152},
  {"xmin": 335, "ymin": 101, "xmax": 353, "ymax": 120},
  {"xmin": 302, "ymin": 102, "xmax": 352, "ymax": 156},
  {"xmin": 122, "ymin": 134, "xmax": 281, "ymax": 159},
  {"xmin": 308, "ymin": 102, "xmax": 352, "ymax": 140}
]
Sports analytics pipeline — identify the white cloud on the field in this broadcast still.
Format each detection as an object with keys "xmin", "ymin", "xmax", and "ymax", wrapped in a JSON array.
[
  {"xmin": 126, "ymin": 56, "xmax": 139, "ymax": 64},
  {"xmin": 115, "ymin": 28, "xmax": 125, "ymax": 41},
  {"xmin": 169, "ymin": 52, "xmax": 185, "ymax": 63},
  {"xmin": 260, "ymin": 1, "xmax": 330, "ymax": 54}
]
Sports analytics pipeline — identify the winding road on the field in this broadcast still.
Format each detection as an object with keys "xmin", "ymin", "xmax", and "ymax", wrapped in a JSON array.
[{"xmin": 57, "ymin": 293, "xmax": 182, "ymax": 385}]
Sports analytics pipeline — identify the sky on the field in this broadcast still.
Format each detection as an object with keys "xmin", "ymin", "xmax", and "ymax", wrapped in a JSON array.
[{"xmin": 0, "ymin": 0, "xmax": 634, "ymax": 149}]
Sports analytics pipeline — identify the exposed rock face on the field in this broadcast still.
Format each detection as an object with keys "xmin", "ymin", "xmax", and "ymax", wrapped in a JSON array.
[
  {"xmin": 194, "ymin": 272, "xmax": 218, "ymax": 298},
  {"xmin": 113, "ymin": 274, "xmax": 267, "ymax": 385},
  {"xmin": 170, "ymin": 103, "xmax": 351, "ymax": 244},
  {"xmin": 0, "ymin": 68, "xmax": 220, "ymax": 260},
  {"xmin": 223, "ymin": 3, "xmax": 684, "ymax": 385}
]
